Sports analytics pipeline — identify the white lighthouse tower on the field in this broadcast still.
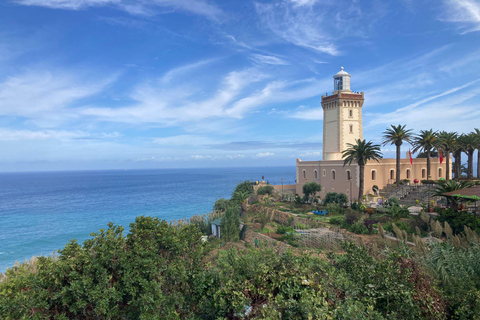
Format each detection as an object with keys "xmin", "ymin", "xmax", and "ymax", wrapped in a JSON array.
[{"xmin": 321, "ymin": 67, "xmax": 364, "ymax": 161}]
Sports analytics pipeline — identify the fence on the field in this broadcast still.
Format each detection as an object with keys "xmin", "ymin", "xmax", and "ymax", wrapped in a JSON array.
[{"xmin": 294, "ymin": 226, "xmax": 361, "ymax": 251}]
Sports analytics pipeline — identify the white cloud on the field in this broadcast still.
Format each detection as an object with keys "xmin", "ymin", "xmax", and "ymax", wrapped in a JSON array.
[
  {"xmin": 0, "ymin": 69, "xmax": 117, "ymax": 125},
  {"xmin": 161, "ymin": 58, "xmax": 219, "ymax": 83},
  {"xmin": 226, "ymin": 154, "xmax": 246, "ymax": 159},
  {"xmin": 290, "ymin": 0, "xmax": 319, "ymax": 6},
  {"xmin": 14, "ymin": 0, "xmax": 223, "ymax": 20},
  {"xmin": 191, "ymin": 154, "xmax": 212, "ymax": 160},
  {"xmin": 442, "ymin": 0, "xmax": 480, "ymax": 33},
  {"xmin": 250, "ymin": 54, "xmax": 289, "ymax": 65},
  {"xmin": 288, "ymin": 106, "xmax": 323, "ymax": 121},
  {"xmin": 255, "ymin": 152, "xmax": 275, "ymax": 158},
  {"xmin": 0, "ymin": 128, "xmax": 120, "ymax": 141}
]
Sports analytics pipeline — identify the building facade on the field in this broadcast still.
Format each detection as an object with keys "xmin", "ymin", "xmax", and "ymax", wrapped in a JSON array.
[{"xmin": 296, "ymin": 67, "xmax": 449, "ymax": 201}]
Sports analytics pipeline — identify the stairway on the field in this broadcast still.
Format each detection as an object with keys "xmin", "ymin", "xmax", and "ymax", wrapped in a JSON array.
[{"xmin": 381, "ymin": 184, "xmax": 434, "ymax": 206}]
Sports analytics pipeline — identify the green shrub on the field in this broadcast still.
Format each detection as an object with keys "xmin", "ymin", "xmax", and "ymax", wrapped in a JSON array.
[
  {"xmin": 257, "ymin": 185, "xmax": 274, "ymax": 195},
  {"xmin": 383, "ymin": 220, "xmax": 414, "ymax": 235},
  {"xmin": 388, "ymin": 197, "xmax": 400, "ymax": 207},
  {"xmin": 436, "ymin": 208, "xmax": 480, "ymax": 234},
  {"xmin": 213, "ymin": 198, "xmax": 229, "ymax": 212},
  {"xmin": 329, "ymin": 215, "xmax": 345, "ymax": 225},
  {"xmin": 323, "ymin": 192, "xmax": 348, "ymax": 205},
  {"xmin": 275, "ymin": 225, "xmax": 293, "ymax": 234},
  {"xmin": 348, "ymin": 221, "xmax": 369, "ymax": 234}
]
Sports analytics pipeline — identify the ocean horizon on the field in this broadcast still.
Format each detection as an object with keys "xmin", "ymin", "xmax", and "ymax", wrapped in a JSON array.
[{"xmin": 0, "ymin": 166, "xmax": 295, "ymax": 273}]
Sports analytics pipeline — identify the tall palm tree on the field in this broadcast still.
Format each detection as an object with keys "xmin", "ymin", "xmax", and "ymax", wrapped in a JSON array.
[
  {"xmin": 382, "ymin": 124, "xmax": 413, "ymax": 186},
  {"xmin": 475, "ymin": 128, "xmax": 480, "ymax": 179},
  {"xmin": 342, "ymin": 139, "xmax": 382, "ymax": 202},
  {"xmin": 436, "ymin": 131, "xmax": 458, "ymax": 181},
  {"xmin": 412, "ymin": 129, "xmax": 437, "ymax": 180},
  {"xmin": 460, "ymin": 132, "xmax": 479, "ymax": 179}
]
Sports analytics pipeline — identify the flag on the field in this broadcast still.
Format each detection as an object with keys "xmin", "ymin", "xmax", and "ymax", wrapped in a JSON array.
[
  {"xmin": 408, "ymin": 149, "xmax": 413, "ymax": 165},
  {"xmin": 439, "ymin": 149, "xmax": 444, "ymax": 164}
]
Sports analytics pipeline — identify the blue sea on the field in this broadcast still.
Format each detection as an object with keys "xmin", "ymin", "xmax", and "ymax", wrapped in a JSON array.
[{"xmin": 0, "ymin": 166, "xmax": 295, "ymax": 273}]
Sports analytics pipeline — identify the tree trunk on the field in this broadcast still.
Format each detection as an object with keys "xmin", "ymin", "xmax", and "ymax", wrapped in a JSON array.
[
  {"xmin": 426, "ymin": 149, "xmax": 431, "ymax": 180},
  {"xmin": 468, "ymin": 150, "xmax": 474, "ymax": 179},
  {"xmin": 359, "ymin": 162, "xmax": 365, "ymax": 202},
  {"xmin": 454, "ymin": 150, "xmax": 461, "ymax": 179},
  {"xmin": 396, "ymin": 142, "xmax": 401, "ymax": 186},
  {"xmin": 477, "ymin": 149, "xmax": 480, "ymax": 179},
  {"xmin": 446, "ymin": 149, "xmax": 450, "ymax": 180}
]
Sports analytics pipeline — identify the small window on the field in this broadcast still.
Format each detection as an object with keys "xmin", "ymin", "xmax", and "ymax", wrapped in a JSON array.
[
  {"xmin": 406, "ymin": 169, "xmax": 411, "ymax": 179},
  {"xmin": 346, "ymin": 188, "xmax": 350, "ymax": 195},
  {"xmin": 346, "ymin": 170, "xmax": 351, "ymax": 181},
  {"xmin": 390, "ymin": 170, "xmax": 395, "ymax": 180},
  {"xmin": 323, "ymin": 169, "xmax": 326, "ymax": 177},
  {"xmin": 332, "ymin": 170, "xmax": 336, "ymax": 181},
  {"xmin": 349, "ymin": 109, "xmax": 353, "ymax": 117},
  {"xmin": 372, "ymin": 170, "xmax": 376, "ymax": 181},
  {"xmin": 439, "ymin": 168, "xmax": 442, "ymax": 178},
  {"xmin": 349, "ymin": 125, "xmax": 353, "ymax": 133},
  {"xmin": 314, "ymin": 170, "xmax": 318, "ymax": 179},
  {"xmin": 422, "ymin": 169, "xmax": 426, "ymax": 179},
  {"xmin": 303, "ymin": 170, "xmax": 306, "ymax": 179}
]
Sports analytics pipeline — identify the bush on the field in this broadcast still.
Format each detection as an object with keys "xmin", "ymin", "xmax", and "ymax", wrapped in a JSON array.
[
  {"xmin": 436, "ymin": 208, "xmax": 480, "ymax": 235},
  {"xmin": 345, "ymin": 212, "xmax": 361, "ymax": 226},
  {"xmin": 324, "ymin": 192, "xmax": 348, "ymax": 205},
  {"xmin": 275, "ymin": 225, "xmax": 293, "ymax": 234},
  {"xmin": 383, "ymin": 220, "xmax": 414, "ymax": 235},
  {"xmin": 213, "ymin": 198, "xmax": 229, "ymax": 212},
  {"xmin": 348, "ymin": 221, "xmax": 370, "ymax": 234},
  {"xmin": 388, "ymin": 197, "xmax": 400, "ymax": 207},
  {"xmin": 233, "ymin": 180, "xmax": 254, "ymax": 196},
  {"xmin": 257, "ymin": 185, "xmax": 274, "ymax": 196},
  {"xmin": 329, "ymin": 215, "xmax": 345, "ymax": 225}
]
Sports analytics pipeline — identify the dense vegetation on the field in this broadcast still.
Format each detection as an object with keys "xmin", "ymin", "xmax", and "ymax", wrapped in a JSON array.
[{"xmin": 0, "ymin": 215, "xmax": 463, "ymax": 319}]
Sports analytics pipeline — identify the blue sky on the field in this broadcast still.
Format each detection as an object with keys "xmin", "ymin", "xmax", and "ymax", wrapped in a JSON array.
[{"xmin": 0, "ymin": 0, "xmax": 480, "ymax": 171}]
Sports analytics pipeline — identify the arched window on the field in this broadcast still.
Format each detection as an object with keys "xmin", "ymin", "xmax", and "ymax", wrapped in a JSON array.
[
  {"xmin": 303, "ymin": 170, "xmax": 306, "ymax": 179},
  {"xmin": 332, "ymin": 170, "xmax": 336, "ymax": 181},
  {"xmin": 422, "ymin": 169, "xmax": 426, "ymax": 179},
  {"xmin": 439, "ymin": 168, "xmax": 442, "ymax": 178},
  {"xmin": 349, "ymin": 109, "xmax": 353, "ymax": 117},
  {"xmin": 390, "ymin": 170, "xmax": 395, "ymax": 180},
  {"xmin": 346, "ymin": 170, "xmax": 351, "ymax": 181},
  {"xmin": 349, "ymin": 125, "xmax": 353, "ymax": 133},
  {"xmin": 406, "ymin": 169, "xmax": 411, "ymax": 179},
  {"xmin": 372, "ymin": 170, "xmax": 376, "ymax": 181},
  {"xmin": 314, "ymin": 170, "xmax": 318, "ymax": 179}
]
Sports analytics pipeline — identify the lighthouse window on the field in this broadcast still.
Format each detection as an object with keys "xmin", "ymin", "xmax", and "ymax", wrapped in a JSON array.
[
  {"xmin": 349, "ymin": 125, "xmax": 353, "ymax": 133},
  {"xmin": 349, "ymin": 110, "xmax": 353, "ymax": 117},
  {"xmin": 334, "ymin": 77, "xmax": 343, "ymax": 91}
]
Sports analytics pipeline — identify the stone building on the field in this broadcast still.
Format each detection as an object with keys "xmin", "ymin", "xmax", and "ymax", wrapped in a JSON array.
[{"xmin": 295, "ymin": 67, "xmax": 449, "ymax": 201}]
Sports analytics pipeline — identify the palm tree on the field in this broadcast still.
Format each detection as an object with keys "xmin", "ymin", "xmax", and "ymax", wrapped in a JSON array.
[
  {"xmin": 459, "ymin": 132, "xmax": 479, "ymax": 179},
  {"xmin": 342, "ymin": 139, "xmax": 382, "ymax": 202},
  {"xmin": 436, "ymin": 131, "xmax": 458, "ymax": 180},
  {"xmin": 430, "ymin": 179, "xmax": 475, "ymax": 210},
  {"xmin": 231, "ymin": 191, "xmax": 250, "ymax": 216},
  {"xmin": 412, "ymin": 129, "xmax": 437, "ymax": 180},
  {"xmin": 475, "ymin": 128, "xmax": 480, "ymax": 179},
  {"xmin": 382, "ymin": 124, "xmax": 413, "ymax": 186}
]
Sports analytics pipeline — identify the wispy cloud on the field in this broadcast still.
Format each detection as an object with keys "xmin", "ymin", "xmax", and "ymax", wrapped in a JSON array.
[
  {"xmin": 442, "ymin": 0, "xmax": 480, "ymax": 33},
  {"xmin": 0, "ymin": 69, "xmax": 118, "ymax": 126},
  {"xmin": 287, "ymin": 105, "xmax": 323, "ymax": 121},
  {"xmin": 254, "ymin": 0, "xmax": 385, "ymax": 56},
  {"xmin": 14, "ymin": 0, "xmax": 223, "ymax": 21},
  {"xmin": 250, "ymin": 54, "xmax": 289, "ymax": 65},
  {"xmin": 0, "ymin": 128, "xmax": 120, "ymax": 141},
  {"xmin": 255, "ymin": 152, "xmax": 275, "ymax": 158}
]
